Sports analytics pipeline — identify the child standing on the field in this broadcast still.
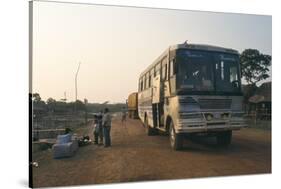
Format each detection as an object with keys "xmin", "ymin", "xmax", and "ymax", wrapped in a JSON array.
[{"xmin": 93, "ymin": 115, "xmax": 100, "ymax": 145}]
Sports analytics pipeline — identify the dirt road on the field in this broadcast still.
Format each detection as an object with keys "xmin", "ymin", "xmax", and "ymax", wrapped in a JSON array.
[{"xmin": 32, "ymin": 116, "xmax": 271, "ymax": 187}]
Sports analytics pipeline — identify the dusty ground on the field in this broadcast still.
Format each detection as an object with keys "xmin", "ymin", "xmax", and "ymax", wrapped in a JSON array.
[{"xmin": 32, "ymin": 116, "xmax": 271, "ymax": 188}]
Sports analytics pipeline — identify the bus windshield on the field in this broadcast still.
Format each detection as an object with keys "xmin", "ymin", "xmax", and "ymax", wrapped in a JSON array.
[{"xmin": 177, "ymin": 49, "xmax": 241, "ymax": 93}]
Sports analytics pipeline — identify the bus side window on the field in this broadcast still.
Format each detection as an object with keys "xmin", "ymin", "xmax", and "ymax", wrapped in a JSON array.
[
  {"xmin": 165, "ymin": 64, "xmax": 167, "ymax": 79},
  {"xmin": 143, "ymin": 75, "xmax": 146, "ymax": 90},
  {"xmin": 161, "ymin": 57, "xmax": 167, "ymax": 80},
  {"xmin": 155, "ymin": 63, "xmax": 161, "ymax": 76},
  {"xmin": 162, "ymin": 63, "xmax": 167, "ymax": 80},
  {"xmin": 140, "ymin": 78, "xmax": 143, "ymax": 91},
  {"xmin": 150, "ymin": 69, "xmax": 154, "ymax": 77},
  {"xmin": 170, "ymin": 60, "xmax": 174, "ymax": 77},
  {"xmin": 149, "ymin": 69, "xmax": 153, "ymax": 86},
  {"xmin": 146, "ymin": 72, "xmax": 150, "ymax": 88},
  {"xmin": 148, "ymin": 75, "xmax": 151, "ymax": 87},
  {"xmin": 169, "ymin": 59, "xmax": 177, "ymax": 77}
]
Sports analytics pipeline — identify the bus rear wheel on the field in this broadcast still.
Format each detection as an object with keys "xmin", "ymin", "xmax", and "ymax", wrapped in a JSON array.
[
  {"xmin": 145, "ymin": 117, "xmax": 154, "ymax": 136},
  {"xmin": 216, "ymin": 131, "xmax": 232, "ymax": 146},
  {"xmin": 169, "ymin": 120, "xmax": 183, "ymax": 150}
]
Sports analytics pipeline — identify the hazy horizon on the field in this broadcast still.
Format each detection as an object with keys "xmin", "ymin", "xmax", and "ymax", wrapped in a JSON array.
[{"xmin": 32, "ymin": 1, "xmax": 272, "ymax": 103}]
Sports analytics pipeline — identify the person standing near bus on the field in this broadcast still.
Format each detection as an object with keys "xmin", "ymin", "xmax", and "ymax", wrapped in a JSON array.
[
  {"xmin": 93, "ymin": 115, "xmax": 99, "ymax": 145},
  {"xmin": 102, "ymin": 108, "xmax": 112, "ymax": 147},
  {"xmin": 97, "ymin": 112, "xmax": 103, "ymax": 145}
]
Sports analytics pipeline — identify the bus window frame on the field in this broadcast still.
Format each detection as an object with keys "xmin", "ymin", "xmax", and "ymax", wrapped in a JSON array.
[
  {"xmin": 143, "ymin": 75, "xmax": 146, "ymax": 90},
  {"xmin": 161, "ymin": 56, "xmax": 168, "ymax": 80}
]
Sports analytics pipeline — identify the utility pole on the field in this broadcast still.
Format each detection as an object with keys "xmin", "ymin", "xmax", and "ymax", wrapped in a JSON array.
[
  {"xmin": 64, "ymin": 91, "xmax": 67, "ymax": 102},
  {"xmin": 61, "ymin": 91, "xmax": 67, "ymax": 102},
  {"xmin": 84, "ymin": 98, "xmax": 88, "ymax": 124},
  {"xmin": 75, "ymin": 62, "xmax": 81, "ymax": 112}
]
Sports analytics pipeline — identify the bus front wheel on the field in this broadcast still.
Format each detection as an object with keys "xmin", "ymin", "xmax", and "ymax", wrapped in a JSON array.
[{"xmin": 169, "ymin": 120, "xmax": 183, "ymax": 150}]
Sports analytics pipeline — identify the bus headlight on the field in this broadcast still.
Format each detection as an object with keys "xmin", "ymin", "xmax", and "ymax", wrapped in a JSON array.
[
  {"xmin": 221, "ymin": 113, "xmax": 230, "ymax": 119},
  {"xmin": 205, "ymin": 113, "xmax": 213, "ymax": 121}
]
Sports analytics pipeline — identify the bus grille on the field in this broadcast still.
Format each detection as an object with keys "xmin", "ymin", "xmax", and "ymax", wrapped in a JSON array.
[
  {"xmin": 178, "ymin": 97, "xmax": 198, "ymax": 105},
  {"xmin": 198, "ymin": 99, "xmax": 232, "ymax": 109}
]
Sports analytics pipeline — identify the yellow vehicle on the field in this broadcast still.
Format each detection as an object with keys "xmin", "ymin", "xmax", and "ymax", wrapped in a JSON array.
[{"xmin": 127, "ymin": 92, "xmax": 138, "ymax": 119}]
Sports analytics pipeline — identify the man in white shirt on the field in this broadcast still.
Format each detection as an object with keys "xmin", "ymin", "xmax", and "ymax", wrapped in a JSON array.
[{"xmin": 102, "ymin": 108, "xmax": 112, "ymax": 147}]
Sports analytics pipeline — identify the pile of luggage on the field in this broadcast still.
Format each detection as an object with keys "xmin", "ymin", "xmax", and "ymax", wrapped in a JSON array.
[
  {"xmin": 52, "ymin": 133, "xmax": 92, "ymax": 159},
  {"xmin": 53, "ymin": 133, "xmax": 78, "ymax": 159}
]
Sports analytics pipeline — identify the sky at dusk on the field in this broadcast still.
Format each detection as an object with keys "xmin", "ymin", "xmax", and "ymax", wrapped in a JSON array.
[{"xmin": 32, "ymin": 1, "xmax": 272, "ymax": 103}]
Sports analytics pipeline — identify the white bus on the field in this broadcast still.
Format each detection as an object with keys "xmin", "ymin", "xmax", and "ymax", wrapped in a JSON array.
[{"xmin": 138, "ymin": 42, "xmax": 246, "ymax": 150}]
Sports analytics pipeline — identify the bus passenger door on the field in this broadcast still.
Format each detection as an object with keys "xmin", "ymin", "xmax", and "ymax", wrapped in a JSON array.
[
  {"xmin": 152, "ymin": 75, "xmax": 160, "ymax": 104},
  {"xmin": 152, "ymin": 75, "xmax": 160, "ymax": 127}
]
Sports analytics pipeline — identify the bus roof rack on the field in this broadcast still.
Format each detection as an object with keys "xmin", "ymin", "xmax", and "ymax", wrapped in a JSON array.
[{"xmin": 170, "ymin": 43, "xmax": 238, "ymax": 54}]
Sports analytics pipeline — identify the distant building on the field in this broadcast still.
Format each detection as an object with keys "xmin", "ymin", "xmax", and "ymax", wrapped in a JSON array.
[{"xmin": 248, "ymin": 82, "xmax": 271, "ymax": 120}]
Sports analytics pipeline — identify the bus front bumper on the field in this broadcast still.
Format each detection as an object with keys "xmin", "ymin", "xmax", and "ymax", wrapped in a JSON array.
[{"xmin": 176, "ymin": 120, "xmax": 246, "ymax": 133}]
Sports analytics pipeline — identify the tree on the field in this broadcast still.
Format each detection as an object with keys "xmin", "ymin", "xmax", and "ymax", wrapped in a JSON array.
[
  {"xmin": 75, "ymin": 100, "xmax": 85, "ymax": 111},
  {"xmin": 32, "ymin": 93, "xmax": 46, "ymax": 107},
  {"xmin": 46, "ymin": 97, "xmax": 56, "ymax": 104},
  {"xmin": 32, "ymin": 93, "xmax": 41, "ymax": 102},
  {"xmin": 46, "ymin": 98, "xmax": 57, "ymax": 112},
  {"xmin": 240, "ymin": 49, "xmax": 271, "ymax": 86}
]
